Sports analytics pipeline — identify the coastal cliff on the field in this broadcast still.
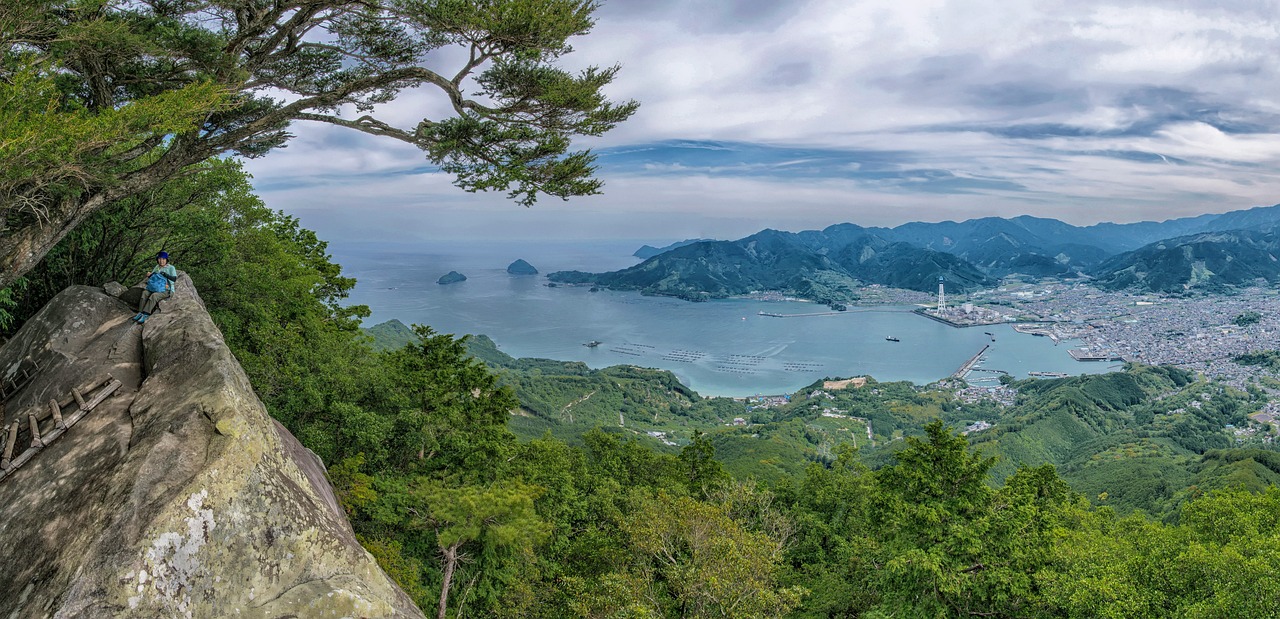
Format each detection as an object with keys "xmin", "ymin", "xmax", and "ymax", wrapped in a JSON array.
[{"xmin": 0, "ymin": 277, "xmax": 424, "ymax": 618}]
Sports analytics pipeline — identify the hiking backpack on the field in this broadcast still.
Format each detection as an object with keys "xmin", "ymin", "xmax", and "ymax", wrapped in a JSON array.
[{"xmin": 146, "ymin": 271, "xmax": 169, "ymax": 293}]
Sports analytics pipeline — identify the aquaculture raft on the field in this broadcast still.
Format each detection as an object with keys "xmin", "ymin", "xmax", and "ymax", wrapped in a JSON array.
[{"xmin": 0, "ymin": 375, "xmax": 122, "ymax": 484}]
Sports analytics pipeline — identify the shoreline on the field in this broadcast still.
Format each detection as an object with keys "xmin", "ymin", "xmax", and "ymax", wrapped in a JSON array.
[{"xmin": 366, "ymin": 290, "xmax": 1098, "ymax": 397}]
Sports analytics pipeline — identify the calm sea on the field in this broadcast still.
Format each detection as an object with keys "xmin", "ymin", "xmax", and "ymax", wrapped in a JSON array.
[{"xmin": 333, "ymin": 240, "xmax": 1111, "ymax": 397}]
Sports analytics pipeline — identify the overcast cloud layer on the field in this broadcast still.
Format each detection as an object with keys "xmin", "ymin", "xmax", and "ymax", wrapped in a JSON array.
[{"xmin": 243, "ymin": 0, "xmax": 1280, "ymax": 243}]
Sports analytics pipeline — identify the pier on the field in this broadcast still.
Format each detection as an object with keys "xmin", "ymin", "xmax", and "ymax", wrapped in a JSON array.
[
  {"xmin": 1012, "ymin": 323, "xmax": 1060, "ymax": 343},
  {"xmin": 911, "ymin": 308, "xmax": 1015, "ymax": 328},
  {"xmin": 951, "ymin": 344, "xmax": 990, "ymax": 379},
  {"xmin": 1068, "ymin": 349, "xmax": 1124, "ymax": 361}
]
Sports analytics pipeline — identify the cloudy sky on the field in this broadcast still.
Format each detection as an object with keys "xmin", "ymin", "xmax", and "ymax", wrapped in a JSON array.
[{"xmin": 243, "ymin": 0, "xmax": 1280, "ymax": 243}]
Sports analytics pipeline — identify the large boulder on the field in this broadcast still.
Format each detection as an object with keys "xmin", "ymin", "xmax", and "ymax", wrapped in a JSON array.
[
  {"xmin": 102, "ymin": 281, "xmax": 128, "ymax": 298},
  {"xmin": 0, "ymin": 277, "xmax": 424, "ymax": 618}
]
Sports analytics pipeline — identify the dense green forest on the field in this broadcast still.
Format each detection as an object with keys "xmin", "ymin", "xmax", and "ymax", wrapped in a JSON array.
[
  {"xmin": 369, "ymin": 318, "xmax": 1280, "ymax": 519},
  {"xmin": 9, "ymin": 1, "xmax": 1277, "ymax": 616},
  {"xmin": 435, "ymin": 333, "xmax": 1280, "ymax": 520},
  {"xmin": 5, "ymin": 159, "xmax": 1280, "ymax": 617}
]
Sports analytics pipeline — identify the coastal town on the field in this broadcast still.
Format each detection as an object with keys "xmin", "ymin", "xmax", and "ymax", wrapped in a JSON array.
[
  {"xmin": 728, "ymin": 280, "xmax": 1279, "ymax": 427},
  {"xmin": 726, "ymin": 276, "xmax": 1279, "ymax": 394},
  {"xmin": 741, "ymin": 276, "xmax": 1279, "ymax": 390},
  {"xmin": 895, "ymin": 279, "xmax": 1280, "ymax": 439},
  {"xmin": 963, "ymin": 281, "xmax": 1280, "ymax": 389}
]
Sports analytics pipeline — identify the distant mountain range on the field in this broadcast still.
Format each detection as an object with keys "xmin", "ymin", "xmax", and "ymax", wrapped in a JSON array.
[
  {"xmin": 556, "ymin": 204, "xmax": 1280, "ymax": 299},
  {"xmin": 554, "ymin": 226, "xmax": 995, "ymax": 302},
  {"xmin": 1091, "ymin": 229, "xmax": 1280, "ymax": 293},
  {"xmin": 633, "ymin": 238, "xmax": 712, "ymax": 259}
]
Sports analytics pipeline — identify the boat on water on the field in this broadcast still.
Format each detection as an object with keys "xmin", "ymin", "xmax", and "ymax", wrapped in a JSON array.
[
  {"xmin": 885, "ymin": 336, "xmax": 900, "ymax": 342},
  {"xmin": 584, "ymin": 340, "xmax": 602, "ymax": 348}
]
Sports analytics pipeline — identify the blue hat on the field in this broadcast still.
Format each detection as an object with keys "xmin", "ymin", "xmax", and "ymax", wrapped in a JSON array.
[{"xmin": 157, "ymin": 251, "xmax": 169, "ymax": 260}]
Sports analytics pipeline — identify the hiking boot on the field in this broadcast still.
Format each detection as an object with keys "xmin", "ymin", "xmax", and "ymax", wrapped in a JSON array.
[
  {"xmin": 137, "ymin": 313, "xmax": 149, "ymax": 324},
  {"xmin": 130, "ymin": 313, "xmax": 143, "ymax": 322}
]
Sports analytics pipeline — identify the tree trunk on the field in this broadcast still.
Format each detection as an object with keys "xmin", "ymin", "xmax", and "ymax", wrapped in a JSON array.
[
  {"xmin": 0, "ymin": 145, "xmax": 199, "ymax": 289},
  {"xmin": 437, "ymin": 541, "xmax": 462, "ymax": 619},
  {"xmin": 0, "ymin": 190, "xmax": 106, "ymax": 290}
]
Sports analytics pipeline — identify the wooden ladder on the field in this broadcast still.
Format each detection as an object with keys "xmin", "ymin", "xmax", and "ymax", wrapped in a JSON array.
[
  {"xmin": 0, "ymin": 376, "xmax": 123, "ymax": 484},
  {"xmin": 0, "ymin": 357, "xmax": 40, "ymax": 401}
]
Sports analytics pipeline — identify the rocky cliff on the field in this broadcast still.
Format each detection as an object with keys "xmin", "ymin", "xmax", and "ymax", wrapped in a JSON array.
[{"xmin": 0, "ymin": 277, "xmax": 424, "ymax": 618}]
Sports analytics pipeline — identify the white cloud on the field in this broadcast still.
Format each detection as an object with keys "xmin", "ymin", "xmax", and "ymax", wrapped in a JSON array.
[
  {"xmin": 1149, "ymin": 122, "xmax": 1280, "ymax": 161},
  {"xmin": 244, "ymin": 0, "xmax": 1280, "ymax": 242}
]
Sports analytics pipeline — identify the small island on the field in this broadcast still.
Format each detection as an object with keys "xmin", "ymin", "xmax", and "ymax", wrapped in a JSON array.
[
  {"xmin": 437, "ymin": 271, "xmax": 467, "ymax": 285},
  {"xmin": 507, "ymin": 259, "xmax": 538, "ymax": 275}
]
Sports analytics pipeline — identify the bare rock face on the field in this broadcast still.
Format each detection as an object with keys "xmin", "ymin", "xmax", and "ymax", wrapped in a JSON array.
[
  {"xmin": 102, "ymin": 281, "xmax": 127, "ymax": 298},
  {"xmin": 0, "ymin": 277, "xmax": 424, "ymax": 618}
]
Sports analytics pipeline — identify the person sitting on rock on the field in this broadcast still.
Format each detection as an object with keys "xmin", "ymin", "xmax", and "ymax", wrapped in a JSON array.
[{"xmin": 132, "ymin": 251, "xmax": 177, "ymax": 324}]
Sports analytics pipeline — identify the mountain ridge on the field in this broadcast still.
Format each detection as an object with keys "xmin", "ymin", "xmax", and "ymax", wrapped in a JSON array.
[
  {"xmin": 633, "ymin": 238, "xmax": 713, "ymax": 259},
  {"xmin": 1091, "ymin": 227, "xmax": 1280, "ymax": 292},
  {"xmin": 574, "ymin": 203, "xmax": 1280, "ymax": 298},
  {"xmin": 552, "ymin": 226, "xmax": 995, "ymax": 301}
]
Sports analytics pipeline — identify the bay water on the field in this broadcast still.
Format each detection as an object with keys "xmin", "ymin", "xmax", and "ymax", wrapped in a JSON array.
[{"xmin": 334, "ymin": 240, "xmax": 1110, "ymax": 397}]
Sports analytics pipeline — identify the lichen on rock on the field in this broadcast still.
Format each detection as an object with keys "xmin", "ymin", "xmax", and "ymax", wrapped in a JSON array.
[{"xmin": 0, "ymin": 278, "xmax": 424, "ymax": 618}]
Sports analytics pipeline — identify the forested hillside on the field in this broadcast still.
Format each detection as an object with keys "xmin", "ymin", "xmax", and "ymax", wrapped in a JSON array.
[
  {"xmin": 1090, "ymin": 228, "xmax": 1280, "ymax": 293},
  {"xmin": 550, "ymin": 227, "xmax": 995, "ymax": 302},
  {"xmin": 459, "ymin": 339, "xmax": 1280, "ymax": 522},
  {"xmin": 10, "ymin": 1, "xmax": 1280, "ymax": 616},
  {"xmin": 573, "ymin": 207, "xmax": 1280, "ymax": 301},
  {"xmin": 4, "ymin": 160, "xmax": 1280, "ymax": 616},
  {"xmin": 366, "ymin": 312, "xmax": 1280, "ymax": 523}
]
